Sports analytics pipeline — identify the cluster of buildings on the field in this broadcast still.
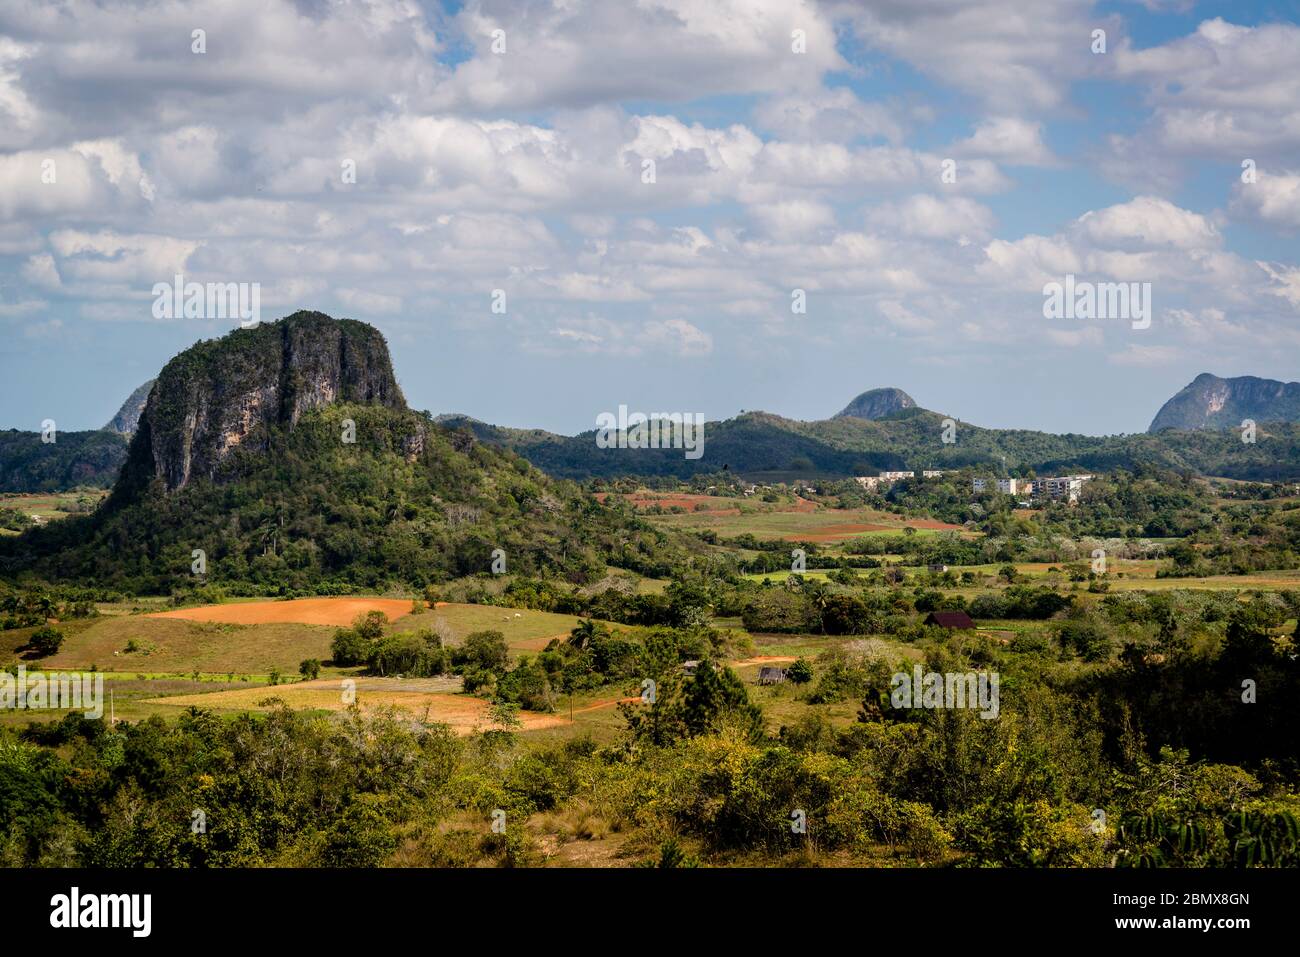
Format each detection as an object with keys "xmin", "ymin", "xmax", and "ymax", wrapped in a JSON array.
[
  {"xmin": 850, "ymin": 468, "xmax": 1095, "ymax": 504},
  {"xmin": 972, "ymin": 474, "xmax": 1094, "ymax": 502},
  {"xmin": 854, "ymin": 469, "xmax": 947, "ymax": 491}
]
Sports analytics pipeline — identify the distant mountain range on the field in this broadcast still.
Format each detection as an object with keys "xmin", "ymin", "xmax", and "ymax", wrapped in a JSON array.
[
  {"xmin": 1149, "ymin": 373, "xmax": 1300, "ymax": 433},
  {"xmin": 440, "ymin": 405, "xmax": 1300, "ymax": 482},
  {"xmin": 5, "ymin": 342, "xmax": 1300, "ymax": 494}
]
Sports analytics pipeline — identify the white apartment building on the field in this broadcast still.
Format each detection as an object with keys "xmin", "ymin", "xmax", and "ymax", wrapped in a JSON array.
[
  {"xmin": 856, "ymin": 470, "xmax": 920, "ymax": 491},
  {"xmin": 972, "ymin": 475, "xmax": 1093, "ymax": 498},
  {"xmin": 1032, "ymin": 474, "xmax": 1094, "ymax": 501},
  {"xmin": 973, "ymin": 477, "xmax": 1022, "ymax": 494}
]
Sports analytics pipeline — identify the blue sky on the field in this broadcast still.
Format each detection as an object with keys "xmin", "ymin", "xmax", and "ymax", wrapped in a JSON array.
[{"xmin": 2, "ymin": 0, "xmax": 1299, "ymax": 437}]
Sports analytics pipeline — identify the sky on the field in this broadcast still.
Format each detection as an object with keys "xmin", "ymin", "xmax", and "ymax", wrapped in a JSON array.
[{"xmin": 2, "ymin": 0, "xmax": 1299, "ymax": 438}]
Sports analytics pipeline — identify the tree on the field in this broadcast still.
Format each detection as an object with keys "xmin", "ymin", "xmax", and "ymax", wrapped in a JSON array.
[
  {"xmin": 786, "ymin": 657, "xmax": 813, "ymax": 684},
  {"xmin": 28, "ymin": 626, "xmax": 63, "ymax": 658},
  {"xmin": 369, "ymin": 633, "xmax": 445, "ymax": 677},
  {"xmin": 567, "ymin": 618, "xmax": 607, "ymax": 651},
  {"xmin": 352, "ymin": 610, "xmax": 388, "ymax": 641},
  {"xmin": 299, "ymin": 659, "xmax": 321, "ymax": 680},
  {"xmin": 683, "ymin": 662, "xmax": 765, "ymax": 740},
  {"xmin": 488, "ymin": 700, "xmax": 522, "ymax": 731},
  {"xmin": 454, "ymin": 630, "xmax": 510, "ymax": 674},
  {"xmin": 330, "ymin": 627, "xmax": 371, "ymax": 666}
]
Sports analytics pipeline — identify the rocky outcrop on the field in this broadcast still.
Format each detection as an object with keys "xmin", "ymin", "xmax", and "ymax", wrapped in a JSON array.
[
  {"xmin": 121, "ymin": 312, "xmax": 406, "ymax": 491},
  {"xmin": 104, "ymin": 380, "xmax": 155, "ymax": 436},
  {"xmin": 833, "ymin": 387, "xmax": 918, "ymax": 421},
  {"xmin": 1148, "ymin": 373, "xmax": 1300, "ymax": 432}
]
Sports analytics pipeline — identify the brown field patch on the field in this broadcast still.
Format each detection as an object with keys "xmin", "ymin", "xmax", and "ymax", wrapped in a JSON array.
[
  {"xmin": 145, "ymin": 679, "xmax": 571, "ymax": 734},
  {"xmin": 729, "ymin": 655, "xmax": 798, "ymax": 667},
  {"xmin": 147, "ymin": 597, "xmax": 415, "ymax": 627}
]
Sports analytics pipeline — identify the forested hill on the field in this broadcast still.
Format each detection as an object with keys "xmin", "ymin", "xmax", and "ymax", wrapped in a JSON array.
[
  {"xmin": 1149, "ymin": 373, "xmax": 1300, "ymax": 433},
  {"xmin": 438, "ymin": 408, "xmax": 1300, "ymax": 482},
  {"xmin": 0, "ymin": 429, "xmax": 128, "ymax": 492},
  {"xmin": 0, "ymin": 314, "xmax": 690, "ymax": 592}
]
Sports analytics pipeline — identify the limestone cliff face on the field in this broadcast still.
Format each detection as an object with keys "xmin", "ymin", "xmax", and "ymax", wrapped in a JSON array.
[
  {"xmin": 1148, "ymin": 373, "xmax": 1300, "ymax": 432},
  {"xmin": 833, "ymin": 387, "xmax": 918, "ymax": 421},
  {"xmin": 104, "ymin": 379, "xmax": 155, "ymax": 435},
  {"xmin": 121, "ymin": 312, "xmax": 407, "ymax": 492}
]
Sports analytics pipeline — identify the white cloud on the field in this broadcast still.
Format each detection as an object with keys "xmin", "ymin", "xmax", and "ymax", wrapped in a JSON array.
[
  {"xmin": 953, "ymin": 117, "xmax": 1056, "ymax": 166},
  {"xmin": 1044, "ymin": 326, "xmax": 1104, "ymax": 348},
  {"xmin": 1109, "ymin": 344, "xmax": 1181, "ymax": 366},
  {"xmin": 337, "ymin": 288, "xmax": 402, "ymax": 314},
  {"xmin": 21, "ymin": 253, "xmax": 61, "ymax": 289},
  {"xmin": 46, "ymin": 230, "xmax": 200, "ymax": 284},
  {"xmin": 753, "ymin": 87, "xmax": 906, "ymax": 143},
  {"xmin": 643, "ymin": 318, "xmax": 713, "ymax": 357},
  {"xmin": 1074, "ymin": 196, "xmax": 1219, "ymax": 250},
  {"xmin": 1106, "ymin": 18, "xmax": 1300, "ymax": 165},
  {"xmin": 834, "ymin": 0, "xmax": 1115, "ymax": 114},
  {"xmin": 748, "ymin": 199, "xmax": 836, "ymax": 239},
  {"xmin": 0, "ymin": 299, "xmax": 48, "ymax": 318},
  {"xmin": 431, "ymin": 0, "xmax": 843, "ymax": 112},
  {"xmin": 1230, "ymin": 170, "xmax": 1300, "ymax": 229},
  {"xmin": 867, "ymin": 194, "xmax": 995, "ymax": 242},
  {"xmin": 1258, "ymin": 262, "xmax": 1300, "ymax": 309}
]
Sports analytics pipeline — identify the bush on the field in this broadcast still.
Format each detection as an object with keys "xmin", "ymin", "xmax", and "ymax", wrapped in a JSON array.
[
  {"xmin": 299, "ymin": 658, "xmax": 321, "ymax": 680},
  {"xmin": 452, "ymin": 630, "xmax": 510, "ymax": 675},
  {"xmin": 28, "ymin": 626, "xmax": 63, "ymax": 658},
  {"xmin": 740, "ymin": 589, "xmax": 815, "ymax": 633},
  {"xmin": 1055, "ymin": 619, "xmax": 1112, "ymax": 661},
  {"xmin": 786, "ymin": 657, "xmax": 813, "ymax": 684},
  {"xmin": 495, "ymin": 658, "xmax": 554, "ymax": 712},
  {"xmin": 369, "ymin": 632, "xmax": 446, "ymax": 677},
  {"xmin": 330, "ymin": 627, "xmax": 371, "ymax": 666}
]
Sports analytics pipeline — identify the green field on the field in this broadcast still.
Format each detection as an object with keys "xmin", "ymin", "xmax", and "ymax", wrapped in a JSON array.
[
  {"xmin": 646, "ymin": 504, "xmax": 965, "ymax": 542},
  {"xmin": 0, "ymin": 489, "xmax": 107, "ymax": 534}
]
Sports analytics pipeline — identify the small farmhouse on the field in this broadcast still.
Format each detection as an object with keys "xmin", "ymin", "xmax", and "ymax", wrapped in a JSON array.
[{"xmin": 925, "ymin": 610, "xmax": 975, "ymax": 629}]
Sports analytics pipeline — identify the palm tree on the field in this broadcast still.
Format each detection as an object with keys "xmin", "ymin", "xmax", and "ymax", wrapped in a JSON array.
[
  {"xmin": 567, "ymin": 618, "xmax": 606, "ymax": 650},
  {"xmin": 34, "ymin": 592, "xmax": 57, "ymax": 622}
]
